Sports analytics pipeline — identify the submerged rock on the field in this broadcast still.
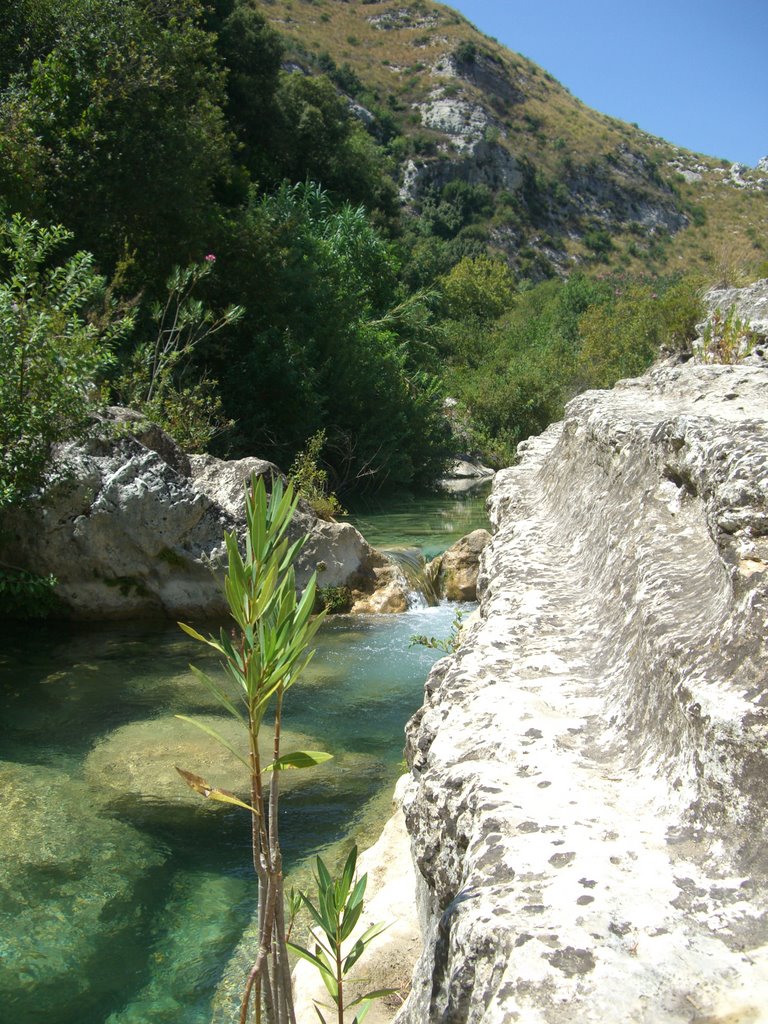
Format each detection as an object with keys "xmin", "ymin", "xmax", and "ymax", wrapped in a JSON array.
[
  {"xmin": 105, "ymin": 870, "xmax": 249, "ymax": 1024},
  {"xmin": 399, "ymin": 359, "xmax": 768, "ymax": 1022},
  {"xmin": 84, "ymin": 714, "xmax": 363, "ymax": 814},
  {"xmin": 0, "ymin": 761, "xmax": 164, "ymax": 1022},
  {"xmin": 0, "ymin": 413, "xmax": 393, "ymax": 619}
]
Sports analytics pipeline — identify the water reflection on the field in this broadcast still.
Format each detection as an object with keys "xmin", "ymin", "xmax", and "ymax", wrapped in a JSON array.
[{"xmin": 344, "ymin": 483, "xmax": 491, "ymax": 558}]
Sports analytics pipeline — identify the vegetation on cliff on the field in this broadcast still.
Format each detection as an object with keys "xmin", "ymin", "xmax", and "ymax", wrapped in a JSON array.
[{"xmin": 1, "ymin": 0, "xmax": 765, "ymax": 502}]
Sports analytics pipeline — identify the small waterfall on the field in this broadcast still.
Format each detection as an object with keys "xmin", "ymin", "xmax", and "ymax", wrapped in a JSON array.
[{"xmin": 384, "ymin": 547, "xmax": 441, "ymax": 607}]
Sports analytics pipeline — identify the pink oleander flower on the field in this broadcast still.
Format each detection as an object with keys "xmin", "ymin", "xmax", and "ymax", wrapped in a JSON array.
[{"xmin": 205, "ymin": 253, "xmax": 216, "ymax": 263}]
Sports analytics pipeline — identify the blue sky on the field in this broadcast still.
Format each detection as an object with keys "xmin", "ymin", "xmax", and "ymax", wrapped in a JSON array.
[{"xmin": 447, "ymin": 0, "xmax": 768, "ymax": 167}]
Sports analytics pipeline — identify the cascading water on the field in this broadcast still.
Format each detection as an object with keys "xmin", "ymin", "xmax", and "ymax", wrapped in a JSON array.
[{"xmin": 383, "ymin": 546, "xmax": 441, "ymax": 607}]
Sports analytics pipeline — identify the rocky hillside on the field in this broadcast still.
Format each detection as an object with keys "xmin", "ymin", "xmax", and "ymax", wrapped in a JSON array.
[
  {"xmin": 263, "ymin": 0, "xmax": 768, "ymax": 281},
  {"xmin": 395, "ymin": 286, "xmax": 768, "ymax": 1020}
]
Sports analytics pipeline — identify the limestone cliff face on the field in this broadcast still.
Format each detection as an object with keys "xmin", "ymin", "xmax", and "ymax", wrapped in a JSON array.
[{"xmin": 398, "ymin": 360, "xmax": 768, "ymax": 1022}]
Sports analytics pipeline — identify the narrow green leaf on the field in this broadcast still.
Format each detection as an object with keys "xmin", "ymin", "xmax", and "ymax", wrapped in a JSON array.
[
  {"xmin": 299, "ymin": 894, "xmax": 333, "ymax": 940},
  {"xmin": 318, "ymin": 961, "xmax": 339, "ymax": 1001},
  {"xmin": 341, "ymin": 846, "xmax": 357, "ymax": 898},
  {"xmin": 356, "ymin": 920, "xmax": 390, "ymax": 949},
  {"xmin": 174, "ymin": 715, "xmax": 249, "ymax": 769},
  {"xmin": 347, "ymin": 989, "xmax": 396, "ymax": 1008},
  {"xmin": 286, "ymin": 942, "xmax": 336, "ymax": 984},
  {"xmin": 343, "ymin": 938, "xmax": 366, "ymax": 974},
  {"xmin": 346, "ymin": 875, "xmax": 368, "ymax": 913},
  {"xmin": 340, "ymin": 900, "xmax": 364, "ymax": 942},
  {"xmin": 178, "ymin": 621, "xmax": 225, "ymax": 654},
  {"xmin": 263, "ymin": 751, "xmax": 333, "ymax": 772},
  {"xmin": 178, "ymin": 621, "xmax": 209, "ymax": 644},
  {"xmin": 351, "ymin": 1000, "xmax": 372, "ymax": 1024},
  {"xmin": 316, "ymin": 855, "xmax": 333, "ymax": 894},
  {"xmin": 343, "ymin": 920, "xmax": 391, "ymax": 972},
  {"xmin": 188, "ymin": 665, "xmax": 245, "ymax": 724}
]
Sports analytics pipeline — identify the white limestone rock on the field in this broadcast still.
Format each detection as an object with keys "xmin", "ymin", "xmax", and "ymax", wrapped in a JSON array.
[
  {"xmin": 441, "ymin": 457, "xmax": 495, "ymax": 481},
  {"xmin": 418, "ymin": 94, "xmax": 489, "ymax": 150},
  {"xmin": 397, "ymin": 360, "xmax": 768, "ymax": 1022},
  {"xmin": 367, "ymin": 7, "xmax": 438, "ymax": 31},
  {"xmin": 0, "ymin": 417, "xmax": 391, "ymax": 619}
]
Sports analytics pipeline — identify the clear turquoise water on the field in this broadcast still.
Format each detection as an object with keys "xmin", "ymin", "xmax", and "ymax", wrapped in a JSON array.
[
  {"xmin": 344, "ymin": 483, "xmax": 491, "ymax": 559},
  {"xmin": 0, "ymin": 600, "xmax": 473, "ymax": 1024}
]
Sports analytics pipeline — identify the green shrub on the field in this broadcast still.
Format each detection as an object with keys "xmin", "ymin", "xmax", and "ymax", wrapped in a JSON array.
[
  {"xmin": 576, "ymin": 278, "xmax": 703, "ymax": 388},
  {"xmin": 289, "ymin": 430, "xmax": 347, "ymax": 520},
  {"xmin": 584, "ymin": 227, "xmax": 614, "ymax": 257},
  {"xmin": 115, "ymin": 256, "xmax": 241, "ymax": 452},
  {"xmin": 0, "ymin": 215, "xmax": 133, "ymax": 508},
  {"xmin": 699, "ymin": 306, "xmax": 758, "ymax": 363},
  {"xmin": 317, "ymin": 585, "xmax": 352, "ymax": 614},
  {"xmin": 0, "ymin": 567, "xmax": 59, "ymax": 619},
  {"xmin": 288, "ymin": 845, "xmax": 391, "ymax": 1023},
  {"xmin": 410, "ymin": 609, "xmax": 465, "ymax": 653},
  {"xmin": 454, "ymin": 41, "xmax": 477, "ymax": 64}
]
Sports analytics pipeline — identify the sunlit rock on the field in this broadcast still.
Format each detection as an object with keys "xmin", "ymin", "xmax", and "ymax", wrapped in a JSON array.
[
  {"xmin": 0, "ymin": 414, "xmax": 393, "ymax": 619},
  {"xmin": 350, "ymin": 563, "xmax": 410, "ymax": 613},
  {"xmin": 399, "ymin": 354, "xmax": 768, "ymax": 1021},
  {"xmin": 433, "ymin": 528, "xmax": 491, "ymax": 601}
]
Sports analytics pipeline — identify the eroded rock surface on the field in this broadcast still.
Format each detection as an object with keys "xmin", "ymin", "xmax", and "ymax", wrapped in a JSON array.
[
  {"xmin": 0, "ymin": 417, "xmax": 391, "ymax": 619},
  {"xmin": 398, "ymin": 361, "xmax": 768, "ymax": 1022},
  {"xmin": 433, "ymin": 528, "xmax": 491, "ymax": 602}
]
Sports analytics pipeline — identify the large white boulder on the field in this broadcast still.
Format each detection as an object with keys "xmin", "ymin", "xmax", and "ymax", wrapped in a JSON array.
[{"xmin": 0, "ymin": 416, "xmax": 393, "ymax": 619}]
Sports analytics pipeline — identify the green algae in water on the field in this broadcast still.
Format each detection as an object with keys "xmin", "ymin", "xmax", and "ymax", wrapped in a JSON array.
[{"xmin": 0, "ymin": 602, "xmax": 468, "ymax": 1024}]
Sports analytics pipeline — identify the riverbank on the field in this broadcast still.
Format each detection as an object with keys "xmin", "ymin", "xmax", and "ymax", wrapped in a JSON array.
[{"xmin": 394, "ymin": 357, "xmax": 768, "ymax": 1022}]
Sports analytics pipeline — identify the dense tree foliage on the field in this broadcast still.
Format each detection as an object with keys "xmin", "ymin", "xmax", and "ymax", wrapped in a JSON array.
[
  {"xmin": 1, "ymin": 0, "xmax": 231, "ymax": 279},
  {"xmin": 0, "ymin": 215, "xmax": 132, "ymax": 506},
  {"xmin": 216, "ymin": 183, "xmax": 449, "ymax": 489},
  {"xmin": 438, "ymin": 268, "xmax": 702, "ymax": 465},
  {"xmin": 0, "ymin": 0, "xmax": 708, "ymax": 500}
]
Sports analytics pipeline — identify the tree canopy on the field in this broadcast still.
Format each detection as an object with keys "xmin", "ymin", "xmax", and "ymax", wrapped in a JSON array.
[{"xmin": 0, "ymin": 0, "xmax": 707, "ymax": 497}]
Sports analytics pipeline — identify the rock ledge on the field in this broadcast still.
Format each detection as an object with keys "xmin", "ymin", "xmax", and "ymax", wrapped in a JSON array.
[{"xmin": 398, "ymin": 360, "xmax": 768, "ymax": 1023}]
